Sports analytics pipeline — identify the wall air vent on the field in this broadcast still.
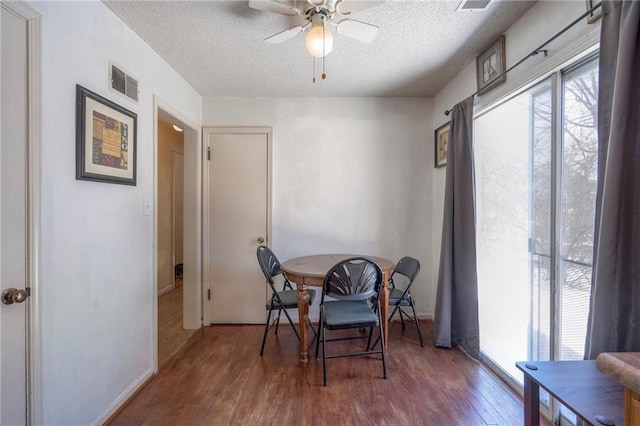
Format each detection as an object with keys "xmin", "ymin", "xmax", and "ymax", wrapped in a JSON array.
[
  {"xmin": 456, "ymin": 0, "xmax": 491, "ymax": 11},
  {"xmin": 109, "ymin": 62, "xmax": 139, "ymax": 102}
]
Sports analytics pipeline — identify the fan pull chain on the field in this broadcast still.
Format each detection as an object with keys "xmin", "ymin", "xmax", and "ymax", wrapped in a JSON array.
[
  {"xmin": 322, "ymin": 23, "xmax": 327, "ymax": 80},
  {"xmin": 322, "ymin": 57, "xmax": 326, "ymax": 80},
  {"xmin": 312, "ymin": 57, "xmax": 316, "ymax": 83}
]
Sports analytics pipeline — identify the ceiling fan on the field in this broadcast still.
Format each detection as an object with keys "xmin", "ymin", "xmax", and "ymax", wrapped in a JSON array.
[{"xmin": 249, "ymin": 0, "xmax": 383, "ymax": 58}]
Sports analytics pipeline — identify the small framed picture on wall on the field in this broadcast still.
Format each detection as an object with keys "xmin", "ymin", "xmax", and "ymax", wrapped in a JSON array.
[
  {"xmin": 434, "ymin": 121, "xmax": 450, "ymax": 168},
  {"xmin": 76, "ymin": 84, "xmax": 137, "ymax": 185},
  {"xmin": 476, "ymin": 35, "xmax": 506, "ymax": 96}
]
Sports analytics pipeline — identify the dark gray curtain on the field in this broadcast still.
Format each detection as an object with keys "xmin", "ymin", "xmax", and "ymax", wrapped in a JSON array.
[
  {"xmin": 434, "ymin": 96, "xmax": 480, "ymax": 359},
  {"xmin": 585, "ymin": 0, "xmax": 640, "ymax": 359}
]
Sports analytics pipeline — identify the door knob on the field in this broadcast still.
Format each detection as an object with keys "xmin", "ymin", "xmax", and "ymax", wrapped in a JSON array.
[
  {"xmin": 2, "ymin": 288, "xmax": 29, "ymax": 305},
  {"xmin": 256, "ymin": 237, "xmax": 265, "ymax": 244}
]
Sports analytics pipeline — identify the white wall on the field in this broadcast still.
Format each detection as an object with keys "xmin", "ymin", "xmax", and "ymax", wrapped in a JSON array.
[
  {"xmin": 202, "ymin": 97, "xmax": 434, "ymax": 318},
  {"xmin": 28, "ymin": 1, "xmax": 201, "ymax": 424},
  {"xmin": 430, "ymin": 0, "xmax": 600, "ymax": 314}
]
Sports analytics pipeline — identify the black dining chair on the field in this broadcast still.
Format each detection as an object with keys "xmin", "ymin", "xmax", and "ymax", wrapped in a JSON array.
[
  {"xmin": 370, "ymin": 256, "xmax": 423, "ymax": 348},
  {"xmin": 256, "ymin": 245, "xmax": 316, "ymax": 356},
  {"xmin": 314, "ymin": 257, "xmax": 387, "ymax": 386}
]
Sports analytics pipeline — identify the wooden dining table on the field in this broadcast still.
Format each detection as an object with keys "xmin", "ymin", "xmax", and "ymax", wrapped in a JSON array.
[{"xmin": 280, "ymin": 254, "xmax": 395, "ymax": 366}]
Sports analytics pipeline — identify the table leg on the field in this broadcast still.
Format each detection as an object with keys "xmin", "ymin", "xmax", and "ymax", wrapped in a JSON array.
[
  {"xmin": 523, "ymin": 374, "xmax": 540, "ymax": 426},
  {"xmin": 380, "ymin": 271, "xmax": 390, "ymax": 350},
  {"xmin": 297, "ymin": 281, "xmax": 310, "ymax": 367}
]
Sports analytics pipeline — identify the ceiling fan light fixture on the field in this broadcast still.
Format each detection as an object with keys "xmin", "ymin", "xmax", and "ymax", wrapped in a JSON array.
[{"xmin": 305, "ymin": 23, "xmax": 333, "ymax": 58}]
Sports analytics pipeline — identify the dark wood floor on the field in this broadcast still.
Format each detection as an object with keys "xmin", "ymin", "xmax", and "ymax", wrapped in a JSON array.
[{"xmin": 111, "ymin": 320, "xmax": 531, "ymax": 425}]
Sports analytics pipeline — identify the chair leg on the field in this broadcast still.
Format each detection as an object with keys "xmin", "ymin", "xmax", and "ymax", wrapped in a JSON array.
[
  {"xmin": 308, "ymin": 318, "xmax": 317, "ymax": 337},
  {"xmin": 366, "ymin": 327, "xmax": 374, "ymax": 350},
  {"xmin": 370, "ymin": 303, "xmax": 400, "ymax": 350},
  {"xmin": 280, "ymin": 307, "xmax": 300, "ymax": 340},
  {"xmin": 369, "ymin": 331, "xmax": 380, "ymax": 351},
  {"xmin": 322, "ymin": 325, "xmax": 328, "ymax": 386},
  {"xmin": 274, "ymin": 308, "xmax": 282, "ymax": 335},
  {"xmin": 260, "ymin": 308, "xmax": 273, "ymax": 356},
  {"xmin": 388, "ymin": 304, "xmax": 400, "ymax": 322},
  {"xmin": 378, "ymin": 307, "xmax": 387, "ymax": 379},
  {"xmin": 410, "ymin": 300, "xmax": 425, "ymax": 347},
  {"xmin": 307, "ymin": 318, "xmax": 318, "ymax": 350},
  {"xmin": 315, "ymin": 315, "xmax": 324, "ymax": 358},
  {"xmin": 398, "ymin": 308, "xmax": 406, "ymax": 330}
]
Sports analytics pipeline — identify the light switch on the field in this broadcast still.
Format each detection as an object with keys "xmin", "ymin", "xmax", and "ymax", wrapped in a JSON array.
[{"xmin": 143, "ymin": 197, "xmax": 152, "ymax": 216}]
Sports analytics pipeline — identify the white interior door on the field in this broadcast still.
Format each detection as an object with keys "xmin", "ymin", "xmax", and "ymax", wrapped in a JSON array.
[
  {"xmin": 206, "ymin": 128, "xmax": 270, "ymax": 324},
  {"xmin": 1, "ymin": 4, "xmax": 31, "ymax": 424}
]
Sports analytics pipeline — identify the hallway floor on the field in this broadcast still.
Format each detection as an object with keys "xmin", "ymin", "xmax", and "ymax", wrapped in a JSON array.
[{"xmin": 158, "ymin": 283, "xmax": 195, "ymax": 367}]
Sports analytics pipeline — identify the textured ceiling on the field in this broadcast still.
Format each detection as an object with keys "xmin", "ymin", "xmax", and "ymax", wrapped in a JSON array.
[{"xmin": 104, "ymin": 0, "xmax": 536, "ymax": 97}]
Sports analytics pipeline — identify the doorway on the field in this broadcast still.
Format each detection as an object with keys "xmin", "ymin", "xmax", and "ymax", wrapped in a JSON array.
[
  {"xmin": 153, "ymin": 100, "xmax": 202, "ymax": 370},
  {"xmin": 203, "ymin": 127, "xmax": 272, "ymax": 325},
  {"xmin": 156, "ymin": 117, "xmax": 192, "ymax": 365}
]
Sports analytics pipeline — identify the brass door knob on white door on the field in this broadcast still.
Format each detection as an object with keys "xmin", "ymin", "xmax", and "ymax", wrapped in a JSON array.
[
  {"xmin": 1, "ymin": 288, "xmax": 29, "ymax": 305},
  {"xmin": 256, "ymin": 237, "xmax": 265, "ymax": 244}
]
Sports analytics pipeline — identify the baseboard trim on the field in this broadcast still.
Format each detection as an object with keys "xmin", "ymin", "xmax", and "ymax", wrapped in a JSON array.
[
  {"xmin": 157, "ymin": 285, "xmax": 173, "ymax": 297},
  {"xmin": 97, "ymin": 369, "xmax": 155, "ymax": 425},
  {"xmin": 388, "ymin": 314, "xmax": 433, "ymax": 322}
]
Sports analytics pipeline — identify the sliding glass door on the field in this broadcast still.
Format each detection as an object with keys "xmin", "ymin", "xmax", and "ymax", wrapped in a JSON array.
[
  {"xmin": 557, "ymin": 60, "xmax": 599, "ymax": 362},
  {"xmin": 475, "ymin": 78, "xmax": 552, "ymax": 383},
  {"xmin": 474, "ymin": 55, "xmax": 599, "ymax": 421}
]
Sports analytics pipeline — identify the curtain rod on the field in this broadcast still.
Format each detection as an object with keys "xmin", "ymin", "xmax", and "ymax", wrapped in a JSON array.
[{"xmin": 444, "ymin": 1, "xmax": 602, "ymax": 116}]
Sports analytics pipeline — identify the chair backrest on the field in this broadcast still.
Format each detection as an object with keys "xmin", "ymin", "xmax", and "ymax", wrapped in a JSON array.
[
  {"xmin": 391, "ymin": 256, "xmax": 420, "ymax": 296},
  {"xmin": 256, "ymin": 245, "xmax": 282, "ymax": 286},
  {"xmin": 322, "ymin": 257, "xmax": 383, "ymax": 303}
]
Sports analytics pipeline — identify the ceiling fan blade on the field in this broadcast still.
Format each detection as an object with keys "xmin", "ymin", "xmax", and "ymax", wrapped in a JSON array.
[
  {"xmin": 264, "ymin": 25, "xmax": 305, "ymax": 43},
  {"xmin": 335, "ymin": 0, "xmax": 384, "ymax": 15},
  {"xmin": 336, "ymin": 19, "xmax": 379, "ymax": 42},
  {"xmin": 249, "ymin": 0, "xmax": 301, "ymax": 16}
]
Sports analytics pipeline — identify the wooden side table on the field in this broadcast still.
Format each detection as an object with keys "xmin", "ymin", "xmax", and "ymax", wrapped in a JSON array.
[{"xmin": 516, "ymin": 360, "xmax": 624, "ymax": 426}]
